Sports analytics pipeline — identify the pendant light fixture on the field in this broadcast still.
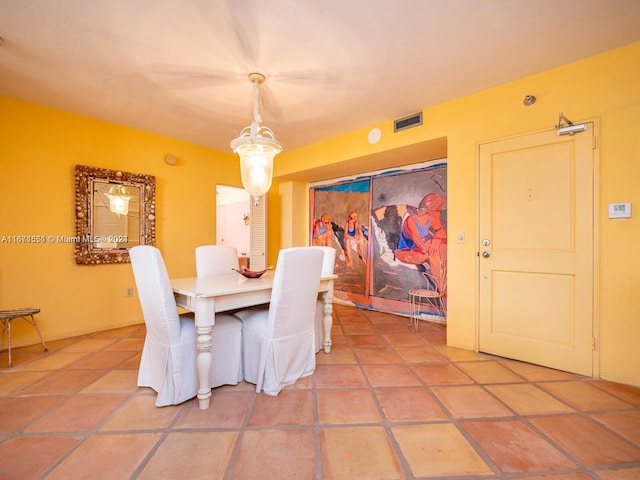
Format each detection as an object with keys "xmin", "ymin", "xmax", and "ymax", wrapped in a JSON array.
[
  {"xmin": 104, "ymin": 184, "xmax": 132, "ymax": 216},
  {"xmin": 230, "ymin": 73, "xmax": 282, "ymax": 206}
]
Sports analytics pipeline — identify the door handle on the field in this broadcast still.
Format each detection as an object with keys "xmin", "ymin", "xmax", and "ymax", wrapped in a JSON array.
[{"xmin": 482, "ymin": 251, "xmax": 491, "ymax": 258}]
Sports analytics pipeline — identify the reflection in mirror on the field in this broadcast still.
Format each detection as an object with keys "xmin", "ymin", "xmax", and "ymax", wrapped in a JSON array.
[
  {"xmin": 75, "ymin": 165, "xmax": 155, "ymax": 264},
  {"xmin": 92, "ymin": 181, "xmax": 140, "ymax": 249}
]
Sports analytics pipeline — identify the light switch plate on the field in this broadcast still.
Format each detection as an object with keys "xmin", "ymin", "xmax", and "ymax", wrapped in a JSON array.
[{"xmin": 608, "ymin": 202, "xmax": 631, "ymax": 219}]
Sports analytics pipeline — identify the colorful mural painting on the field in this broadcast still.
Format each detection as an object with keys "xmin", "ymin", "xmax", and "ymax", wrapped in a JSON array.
[{"xmin": 309, "ymin": 160, "xmax": 447, "ymax": 319}]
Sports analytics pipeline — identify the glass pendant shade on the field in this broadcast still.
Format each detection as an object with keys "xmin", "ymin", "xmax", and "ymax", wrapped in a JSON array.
[
  {"xmin": 230, "ymin": 74, "xmax": 282, "ymax": 204},
  {"xmin": 104, "ymin": 184, "xmax": 132, "ymax": 215},
  {"xmin": 231, "ymin": 122, "xmax": 282, "ymax": 203}
]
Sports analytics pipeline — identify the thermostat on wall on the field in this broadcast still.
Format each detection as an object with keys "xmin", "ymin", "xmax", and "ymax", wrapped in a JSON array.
[{"xmin": 608, "ymin": 202, "xmax": 631, "ymax": 219}]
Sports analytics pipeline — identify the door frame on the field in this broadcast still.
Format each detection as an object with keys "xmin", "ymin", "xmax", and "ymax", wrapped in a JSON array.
[{"xmin": 475, "ymin": 119, "xmax": 601, "ymax": 378}]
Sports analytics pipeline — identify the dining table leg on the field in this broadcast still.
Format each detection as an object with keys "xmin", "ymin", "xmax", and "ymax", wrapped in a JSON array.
[
  {"xmin": 321, "ymin": 287, "xmax": 334, "ymax": 353},
  {"xmin": 194, "ymin": 297, "xmax": 215, "ymax": 409},
  {"xmin": 195, "ymin": 325, "xmax": 213, "ymax": 409}
]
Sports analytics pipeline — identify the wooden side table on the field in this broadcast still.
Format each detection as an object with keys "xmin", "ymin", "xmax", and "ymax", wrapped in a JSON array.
[{"xmin": 0, "ymin": 308, "xmax": 48, "ymax": 366}]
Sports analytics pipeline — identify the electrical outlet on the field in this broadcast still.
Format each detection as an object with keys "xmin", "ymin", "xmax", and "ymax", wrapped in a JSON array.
[{"xmin": 126, "ymin": 287, "xmax": 133, "ymax": 297}]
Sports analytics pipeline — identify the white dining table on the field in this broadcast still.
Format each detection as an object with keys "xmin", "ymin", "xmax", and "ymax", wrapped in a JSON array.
[{"xmin": 171, "ymin": 271, "xmax": 337, "ymax": 409}]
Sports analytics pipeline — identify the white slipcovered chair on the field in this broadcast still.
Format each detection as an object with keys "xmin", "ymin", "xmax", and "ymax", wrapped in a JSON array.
[
  {"xmin": 195, "ymin": 244, "xmax": 239, "ymax": 277},
  {"xmin": 312, "ymin": 246, "xmax": 336, "ymax": 353},
  {"xmin": 234, "ymin": 247, "xmax": 324, "ymax": 395},
  {"xmin": 130, "ymin": 245, "xmax": 243, "ymax": 407}
]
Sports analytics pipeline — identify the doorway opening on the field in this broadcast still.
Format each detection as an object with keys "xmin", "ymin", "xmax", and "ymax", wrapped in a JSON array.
[{"xmin": 216, "ymin": 185, "xmax": 250, "ymax": 266}]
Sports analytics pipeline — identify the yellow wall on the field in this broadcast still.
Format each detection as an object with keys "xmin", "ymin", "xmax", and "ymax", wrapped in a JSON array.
[
  {"xmin": 2, "ymin": 42, "xmax": 638, "ymax": 386},
  {"xmin": 0, "ymin": 97, "xmax": 242, "ymax": 342},
  {"xmin": 273, "ymin": 43, "xmax": 640, "ymax": 386}
]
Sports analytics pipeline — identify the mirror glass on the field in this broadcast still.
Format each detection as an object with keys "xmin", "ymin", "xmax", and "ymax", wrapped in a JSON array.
[
  {"xmin": 75, "ymin": 165, "xmax": 155, "ymax": 264},
  {"xmin": 92, "ymin": 181, "xmax": 140, "ymax": 249}
]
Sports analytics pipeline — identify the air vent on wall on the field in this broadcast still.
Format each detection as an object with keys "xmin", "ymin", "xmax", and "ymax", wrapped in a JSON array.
[{"xmin": 394, "ymin": 112, "xmax": 423, "ymax": 132}]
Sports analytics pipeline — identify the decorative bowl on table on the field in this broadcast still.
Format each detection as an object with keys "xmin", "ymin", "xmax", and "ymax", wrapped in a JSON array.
[{"xmin": 232, "ymin": 266, "xmax": 270, "ymax": 279}]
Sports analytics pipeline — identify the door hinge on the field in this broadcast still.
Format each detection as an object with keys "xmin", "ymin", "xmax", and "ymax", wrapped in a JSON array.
[
  {"xmin": 592, "ymin": 135, "xmax": 597, "ymax": 150},
  {"xmin": 591, "ymin": 336, "xmax": 597, "ymax": 350}
]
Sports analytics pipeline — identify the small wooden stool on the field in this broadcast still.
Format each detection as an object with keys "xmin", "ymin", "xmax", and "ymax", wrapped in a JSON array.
[
  {"xmin": 0, "ymin": 308, "xmax": 48, "ymax": 367},
  {"xmin": 408, "ymin": 289, "xmax": 446, "ymax": 331}
]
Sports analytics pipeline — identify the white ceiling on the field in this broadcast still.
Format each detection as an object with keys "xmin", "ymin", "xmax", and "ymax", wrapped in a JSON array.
[{"xmin": 1, "ymin": 0, "xmax": 639, "ymax": 153}]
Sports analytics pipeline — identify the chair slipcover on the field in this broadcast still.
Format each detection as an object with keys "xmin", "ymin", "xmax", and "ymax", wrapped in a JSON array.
[
  {"xmin": 195, "ymin": 244, "xmax": 239, "ymax": 277},
  {"xmin": 312, "ymin": 246, "xmax": 336, "ymax": 353},
  {"xmin": 234, "ymin": 247, "xmax": 324, "ymax": 395},
  {"xmin": 130, "ymin": 245, "xmax": 243, "ymax": 406}
]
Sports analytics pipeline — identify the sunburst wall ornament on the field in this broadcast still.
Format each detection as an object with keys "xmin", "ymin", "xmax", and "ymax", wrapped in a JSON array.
[{"xmin": 230, "ymin": 73, "xmax": 283, "ymax": 206}]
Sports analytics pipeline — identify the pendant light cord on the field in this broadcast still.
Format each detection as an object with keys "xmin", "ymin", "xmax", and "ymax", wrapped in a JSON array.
[{"xmin": 253, "ymin": 79, "xmax": 262, "ymax": 125}]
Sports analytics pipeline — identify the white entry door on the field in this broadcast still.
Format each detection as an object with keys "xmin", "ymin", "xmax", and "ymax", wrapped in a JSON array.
[{"xmin": 478, "ymin": 125, "xmax": 595, "ymax": 376}]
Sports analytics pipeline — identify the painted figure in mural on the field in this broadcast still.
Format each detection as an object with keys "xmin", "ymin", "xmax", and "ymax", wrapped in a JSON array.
[
  {"xmin": 344, "ymin": 210, "xmax": 367, "ymax": 268},
  {"xmin": 313, "ymin": 213, "xmax": 334, "ymax": 247},
  {"xmin": 395, "ymin": 193, "xmax": 447, "ymax": 291}
]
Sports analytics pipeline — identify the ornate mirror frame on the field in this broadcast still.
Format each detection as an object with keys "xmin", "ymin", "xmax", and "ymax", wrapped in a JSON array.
[{"xmin": 74, "ymin": 165, "xmax": 156, "ymax": 265}]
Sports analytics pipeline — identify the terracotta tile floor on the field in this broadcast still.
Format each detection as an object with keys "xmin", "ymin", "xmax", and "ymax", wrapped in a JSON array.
[{"xmin": 2, "ymin": 304, "xmax": 640, "ymax": 479}]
